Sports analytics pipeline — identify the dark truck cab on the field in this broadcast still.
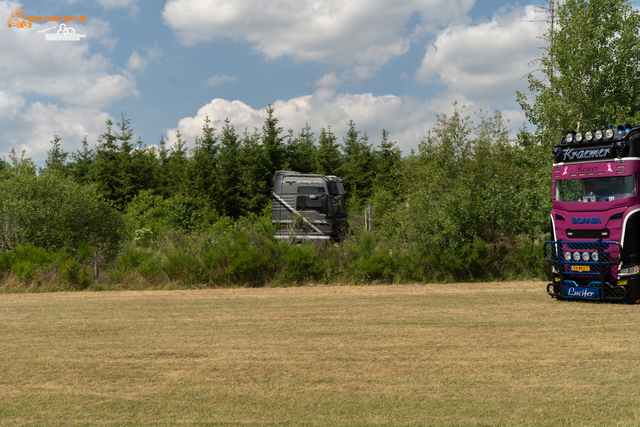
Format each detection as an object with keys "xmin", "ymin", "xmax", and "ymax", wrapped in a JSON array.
[
  {"xmin": 545, "ymin": 125, "xmax": 640, "ymax": 302},
  {"xmin": 272, "ymin": 171, "xmax": 347, "ymax": 242}
]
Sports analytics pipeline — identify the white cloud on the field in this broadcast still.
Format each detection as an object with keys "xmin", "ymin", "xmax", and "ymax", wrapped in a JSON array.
[
  {"xmin": 126, "ymin": 45, "xmax": 163, "ymax": 72},
  {"xmin": 0, "ymin": 3, "xmax": 139, "ymax": 108},
  {"xmin": 165, "ymin": 89, "xmax": 496, "ymax": 154},
  {"xmin": 66, "ymin": 0, "xmax": 138, "ymax": 12},
  {"xmin": 205, "ymin": 74, "xmax": 237, "ymax": 86},
  {"xmin": 416, "ymin": 5, "xmax": 547, "ymax": 105},
  {"xmin": 162, "ymin": 0, "xmax": 475, "ymax": 81},
  {"xmin": 315, "ymin": 72, "xmax": 342, "ymax": 89},
  {"xmin": 0, "ymin": 91, "xmax": 111, "ymax": 163}
]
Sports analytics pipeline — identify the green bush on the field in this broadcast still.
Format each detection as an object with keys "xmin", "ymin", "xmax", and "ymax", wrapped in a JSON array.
[
  {"xmin": 282, "ymin": 245, "xmax": 323, "ymax": 283},
  {"xmin": 60, "ymin": 258, "xmax": 91, "ymax": 289},
  {"xmin": 0, "ymin": 173, "xmax": 125, "ymax": 258}
]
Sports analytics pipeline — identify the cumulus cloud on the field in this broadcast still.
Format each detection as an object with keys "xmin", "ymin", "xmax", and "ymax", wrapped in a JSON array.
[
  {"xmin": 162, "ymin": 0, "xmax": 474, "ymax": 81},
  {"xmin": 0, "ymin": 91, "xmax": 112, "ymax": 163},
  {"xmin": 416, "ymin": 5, "xmax": 547, "ymax": 104},
  {"xmin": 164, "ymin": 89, "xmax": 492, "ymax": 154},
  {"xmin": 66, "ymin": 0, "xmax": 138, "ymax": 12},
  {"xmin": 0, "ymin": 3, "xmax": 139, "ymax": 108},
  {"xmin": 126, "ymin": 45, "xmax": 163, "ymax": 72}
]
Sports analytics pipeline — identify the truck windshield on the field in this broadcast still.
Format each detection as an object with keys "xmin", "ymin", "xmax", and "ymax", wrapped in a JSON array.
[{"xmin": 555, "ymin": 175, "xmax": 636, "ymax": 202}]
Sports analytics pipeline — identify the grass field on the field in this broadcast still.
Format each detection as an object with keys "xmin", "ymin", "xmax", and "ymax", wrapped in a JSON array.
[{"xmin": 2, "ymin": 281, "xmax": 640, "ymax": 426}]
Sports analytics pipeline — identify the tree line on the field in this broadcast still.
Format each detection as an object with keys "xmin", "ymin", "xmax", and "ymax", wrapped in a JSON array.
[{"xmin": 1, "ymin": 0, "xmax": 638, "ymax": 288}]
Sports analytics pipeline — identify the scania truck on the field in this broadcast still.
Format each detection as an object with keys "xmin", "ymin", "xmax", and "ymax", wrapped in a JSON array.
[
  {"xmin": 272, "ymin": 171, "xmax": 347, "ymax": 242},
  {"xmin": 545, "ymin": 124, "xmax": 640, "ymax": 302}
]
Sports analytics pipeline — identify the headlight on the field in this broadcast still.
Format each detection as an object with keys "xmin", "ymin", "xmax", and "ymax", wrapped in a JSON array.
[
  {"xmin": 605, "ymin": 127, "xmax": 614, "ymax": 139},
  {"xmin": 573, "ymin": 252, "xmax": 581, "ymax": 261},
  {"xmin": 619, "ymin": 265, "xmax": 639, "ymax": 276},
  {"xmin": 595, "ymin": 129, "xmax": 603, "ymax": 140},
  {"xmin": 591, "ymin": 251, "xmax": 599, "ymax": 262},
  {"xmin": 566, "ymin": 132, "xmax": 574, "ymax": 143},
  {"xmin": 582, "ymin": 252, "xmax": 590, "ymax": 261},
  {"xmin": 564, "ymin": 251, "xmax": 572, "ymax": 261},
  {"xmin": 585, "ymin": 131, "xmax": 593, "ymax": 141}
]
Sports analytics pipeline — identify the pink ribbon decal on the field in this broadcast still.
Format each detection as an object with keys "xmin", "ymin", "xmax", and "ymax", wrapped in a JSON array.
[
  {"xmin": 563, "ymin": 166, "xmax": 568, "ymax": 176},
  {"xmin": 607, "ymin": 163, "xmax": 612, "ymax": 172}
]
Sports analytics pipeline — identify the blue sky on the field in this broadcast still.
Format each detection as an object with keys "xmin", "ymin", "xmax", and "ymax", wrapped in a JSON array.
[{"xmin": 1, "ymin": 0, "xmax": 552, "ymax": 163}]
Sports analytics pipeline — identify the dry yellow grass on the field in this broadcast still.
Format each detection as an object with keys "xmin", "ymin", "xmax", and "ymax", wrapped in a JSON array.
[{"xmin": 2, "ymin": 281, "xmax": 640, "ymax": 426}]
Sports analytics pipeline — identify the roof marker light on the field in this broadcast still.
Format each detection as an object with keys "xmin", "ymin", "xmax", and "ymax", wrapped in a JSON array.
[
  {"xmin": 625, "ymin": 123, "xmax": 633, "ymax": 132},
  {"xmin": 618, "ymin": 125, "xmax": 625, "ymax": 135}
]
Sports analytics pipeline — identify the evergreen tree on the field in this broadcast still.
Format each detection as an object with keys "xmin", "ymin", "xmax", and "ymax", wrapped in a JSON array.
[
  {"xmin": 68, "ymin": 136, "xmax": 94, "ymax": 184},
  {"xmin": 340, "ymin": 120, "xmax": 375, "ymax": 206},
  {"xmin": 91, "ymin": 118, "xmax": 122, "ymax": 206},
  {"xmin": 184, "ymin": 116, "xmax": 219, "ymax": 204},
  {"xmin": 217, "ymin": 119, "xmax": 243, "ymax": 218},
  {"xmin": 165, "ymin": 130, "xmax": 188, "ymax": 196},
  {"xmin": 374, "ymin": 129, "xmax": 402, "ymax": 196},
  {"xmin": 262, "ymin": 104, "xmax": 285, "ymax": 180},
  {"xmin": 285, "ymin": 124, "xmax": 317, "ymax": 173},
  {"xmin": 240, "ymin": 128, "xmax": 270, "ymax": 215},
  {"xmin": 42, "ymin": 133, "xmax": 68, "ymax": 175},
  {"xmin": 316, "ymin": 126, "xmax": 342, "ymax": 175}
]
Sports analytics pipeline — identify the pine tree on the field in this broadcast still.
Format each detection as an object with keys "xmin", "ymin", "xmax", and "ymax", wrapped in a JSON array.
[
  {"xmin": 42, "ymin": 133, "xmax": 68, "ymax": 175},
  {"xmin": 284, "ymin": 123, "xmax": 317, "ymax": 173},
  {"xmin": 339, "ymin": 120, "xmax": 375, "ymax": 206},
  {"xmin": 316, "ymin": 126, "xmax": 341, "ymax": 175},
  {"xmin": 184, "ymin": 116, "xmax": 219, "ymax": 205},
  {"xmin": 240, "ymin": 128, "xmax": 270, "ymax": 215},
  {"xmin": 262, "ymin": 104, "xmax": 285, "ymax": 181},
  {"xmin": 68, "ymin": 136, "xmax": 94, "ymax": 184},
  {"xmin": 217, "ymin": 119, "xmax": 243, "ymax": 218}
]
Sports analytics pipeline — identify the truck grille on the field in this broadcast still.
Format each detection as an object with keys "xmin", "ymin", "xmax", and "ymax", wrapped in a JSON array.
[{"xmin": 566, "ymin": 229, "xmax": 610, "ymax": 239}]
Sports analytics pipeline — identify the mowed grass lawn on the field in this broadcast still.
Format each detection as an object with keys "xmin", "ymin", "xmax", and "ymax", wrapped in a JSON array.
[{"xmin": 2, "ymin": 282, "xmax": 640, "ymax": 426}]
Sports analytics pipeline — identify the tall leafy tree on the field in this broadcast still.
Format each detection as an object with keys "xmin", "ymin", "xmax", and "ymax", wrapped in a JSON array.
[{"xmin": 517, "ymin": 0, "xmax": 640, "ymax": 144}]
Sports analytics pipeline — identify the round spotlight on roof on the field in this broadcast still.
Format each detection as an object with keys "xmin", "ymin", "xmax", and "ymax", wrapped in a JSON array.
[
  {"xmin": 595, "ymin": 129, "xmax": 604, "ymax": 140},
  {"xmin": 566, "ymin": 132, "xmax": 574, "ymax": 143},
  {"xmin": 576, "ymin": 132, "xmax": 583, "ymax": 142},
  {"xmin": 605, "ymin": 126, "xmax": 615, "ymax": 139},
  {"xmin": 585, "ymin": 131, "xmax": 593, "ymax": 142}
]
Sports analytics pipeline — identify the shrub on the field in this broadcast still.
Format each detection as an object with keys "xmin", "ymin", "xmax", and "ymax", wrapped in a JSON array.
[
  {"xmin": 0, "ymin": 172, "xmax": 125, "ymax": 258},
  {"xmin": 282, "ymin": 245, "xmax": 323, "ymax": 283}
]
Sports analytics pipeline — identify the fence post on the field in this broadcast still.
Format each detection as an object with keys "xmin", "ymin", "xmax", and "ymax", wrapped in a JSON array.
[{"xmin": 365, "ymin": 201, "xmax": 372, "ymax": 232}]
